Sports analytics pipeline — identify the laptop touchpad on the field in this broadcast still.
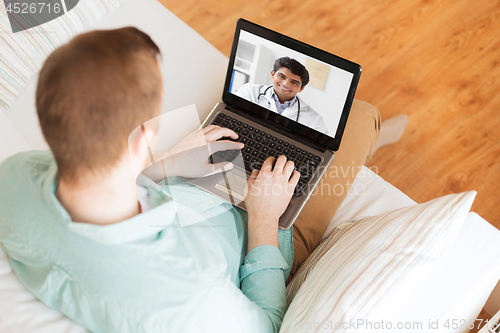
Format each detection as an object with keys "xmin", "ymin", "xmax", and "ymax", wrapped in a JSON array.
[{"xmin": 215, "ymin": 171, "xmax": 248, "ymax": 203}]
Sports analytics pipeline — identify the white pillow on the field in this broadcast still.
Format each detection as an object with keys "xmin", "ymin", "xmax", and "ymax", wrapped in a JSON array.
[
  {"xmin": 0, "ymin": 0, "xmax": 123, "ymax": 111},
  {"xmin": 281, "ymin": 191, "xmax": 476, "ymax": 333}
]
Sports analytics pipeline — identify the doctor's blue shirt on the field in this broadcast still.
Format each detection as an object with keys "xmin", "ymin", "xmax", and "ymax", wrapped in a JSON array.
[
  {"xmin": 270, "ymin": 89, "xmax": 297, "ymax": 115},
  {"xmin": 0, "ymin": 151, "xmax": 294, "ymax": 333}
]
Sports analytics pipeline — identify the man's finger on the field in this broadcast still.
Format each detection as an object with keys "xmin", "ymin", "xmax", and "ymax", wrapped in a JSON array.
[
  {"xmin": 202, "ymin": 124, "xmax": 218, "ymax": 134},
  {"xmin": 247, "ymin": 169, "xmax": 258, "ymax": 187},
  {"xmin": 289, "ymin": 170, "xmax": 300, "ymax": 185},
  {"xmin": 273, "ymin": 155, "xmax": 287, "ymax": 173},
  {"xmin": 261, "ymin": 156, "xmax": 275, "ymax": 175},
  {"xmin": 283, "ymin": 160, "xmax": 295, "ymax": 179},
  {"xmin": 244, "ymin": 169, "xmax": 258, "ymax": 196},
  {"xmin": 284, "ymin": 170, "xmax": 301, "ymax": 196},
  {"xmin": 204, "ymin": 126, "xmax": 238, "ymax": 141}
]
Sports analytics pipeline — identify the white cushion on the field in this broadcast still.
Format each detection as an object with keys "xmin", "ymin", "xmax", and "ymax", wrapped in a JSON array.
[
  {"xmin": 0, "ymin": 247, "xmax": 90, "ymax": 333},
  {"xmin": 0, "ymin": 0, "xmax": 123, "ymax": 112},
  {"xmin": 281, "ymin": 191, "xmax": 476, "ymax": 332}
]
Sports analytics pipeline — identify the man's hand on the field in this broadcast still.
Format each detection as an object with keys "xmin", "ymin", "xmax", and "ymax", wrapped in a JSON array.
[
  {"xmin": 142, "ymin": 125, "xmax": 243, "ymax": 181},
  {"xmin": 245, "ymin": 156, "xmax": 300, "ymax": 252},
  {"xmin": 154, "ymin": 125, "xmax": 240, "ymax": 161}
]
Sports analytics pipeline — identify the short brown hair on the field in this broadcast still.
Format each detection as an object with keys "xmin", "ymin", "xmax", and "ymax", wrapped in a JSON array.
[{"xmin": 36, "ymin": 27, "xmax": 162, "ymax": 182}]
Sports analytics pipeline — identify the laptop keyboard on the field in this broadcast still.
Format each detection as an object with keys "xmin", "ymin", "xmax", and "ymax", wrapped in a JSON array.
[{"xmin": 210, "ymin": 112, "xmax": 322, "ymax": 196}]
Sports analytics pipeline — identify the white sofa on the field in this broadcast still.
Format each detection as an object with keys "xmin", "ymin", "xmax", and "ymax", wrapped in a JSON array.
[{"xmin": 1, "ymin": 0, "xmax": 500, "ymax": 332}]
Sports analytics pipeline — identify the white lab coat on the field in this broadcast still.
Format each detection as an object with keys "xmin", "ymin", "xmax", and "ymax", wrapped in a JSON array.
[{"xmin": 235, "ymin": 83, "xmax": 328, "ymax": 134}]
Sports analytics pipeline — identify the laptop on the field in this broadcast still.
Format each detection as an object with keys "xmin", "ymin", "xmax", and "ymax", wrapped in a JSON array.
[{"xmin": 186, "ymin": 18, "xmax": 361, "ymax": 230}]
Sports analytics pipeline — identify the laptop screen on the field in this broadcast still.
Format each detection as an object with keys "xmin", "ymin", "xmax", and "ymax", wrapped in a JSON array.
[{"xmin": 222, "ymin": 19, "xmax": 362, "ymax": 151}]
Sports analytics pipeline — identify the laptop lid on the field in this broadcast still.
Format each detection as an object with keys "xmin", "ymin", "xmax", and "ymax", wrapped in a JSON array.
[{"xmin": 222, "ymin": 19, "xmax": 362, "ymax": 152}]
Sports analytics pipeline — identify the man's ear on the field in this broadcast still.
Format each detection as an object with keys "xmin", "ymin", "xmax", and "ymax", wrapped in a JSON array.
[
  {"xmin": 271, "ymin": 70, "xmax": 275, "ymax": 78},
  {"xmin": 298, "ymin": 86, "xmax": 305, "ymax": 93},
  {"xmin": 128, "ymin": 125, "xmax": 156, "ymax": 176},
  {"xmin": 128, "ymin": 126, "xmax": 147, "ymax": 156}
]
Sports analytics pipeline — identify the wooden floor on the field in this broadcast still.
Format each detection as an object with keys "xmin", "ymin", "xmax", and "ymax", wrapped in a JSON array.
[{"xmin": 159, "ymin": 0, "xmax": 500, "ymax": 229}]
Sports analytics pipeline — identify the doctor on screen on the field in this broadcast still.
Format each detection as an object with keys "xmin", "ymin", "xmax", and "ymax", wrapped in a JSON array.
[{"xmin": 235, "ymin": 57, "xmax": 328, "ymax": 134}]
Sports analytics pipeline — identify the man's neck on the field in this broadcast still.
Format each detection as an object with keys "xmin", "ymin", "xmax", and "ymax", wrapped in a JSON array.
[
  {"xmin": 272, "ymin": 88, "xmax": 293, "ymax": 104},
  {"xmin": 56, "ymin": 164, "xmax": 140, "ymax": 225}
]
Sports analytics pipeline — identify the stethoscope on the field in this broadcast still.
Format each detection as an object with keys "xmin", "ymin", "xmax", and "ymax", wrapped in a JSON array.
[{"xmin": 257, "ymin": 86, "xmax": 301, "ymax": 122}]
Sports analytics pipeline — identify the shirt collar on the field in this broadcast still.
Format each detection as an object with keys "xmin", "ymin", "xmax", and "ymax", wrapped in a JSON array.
[
  {"xmin": 269, "ymin": 87, "xmax": 297, "ymax": 108},
  {"xmin": 45, "ymin": 162, "xmax": 177, "ymax": 245}
]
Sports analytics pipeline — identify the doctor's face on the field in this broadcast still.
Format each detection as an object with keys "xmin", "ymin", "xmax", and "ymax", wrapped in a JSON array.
[{"xmin": 271, "ymin": 67, "xmax": 305, "ymax": 103}]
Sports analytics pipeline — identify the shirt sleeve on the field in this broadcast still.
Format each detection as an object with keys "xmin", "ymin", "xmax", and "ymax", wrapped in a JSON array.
[{"xmin": 239, "ymin": 245, "xmax": 289, "ymax": 332}]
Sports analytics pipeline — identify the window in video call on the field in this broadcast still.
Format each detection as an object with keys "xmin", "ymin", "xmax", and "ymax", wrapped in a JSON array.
[{"xmin": 229, "ymin": 30, "xmax": 354, "ymax": 138}]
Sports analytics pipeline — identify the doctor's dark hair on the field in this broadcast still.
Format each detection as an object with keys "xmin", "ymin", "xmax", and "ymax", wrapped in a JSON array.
[
  {"xmin": 273, "ymin": 57, "xmax": 310, "ymax": 88},
  {"xmin": 36, "ymin": 27, "xmax": 162, "ymax": 182}
]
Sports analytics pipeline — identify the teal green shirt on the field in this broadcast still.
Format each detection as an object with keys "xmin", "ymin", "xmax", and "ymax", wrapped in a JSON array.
[{"xmin": 0, "ymin": 151, "xmax": 294, "ymax": 333}]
